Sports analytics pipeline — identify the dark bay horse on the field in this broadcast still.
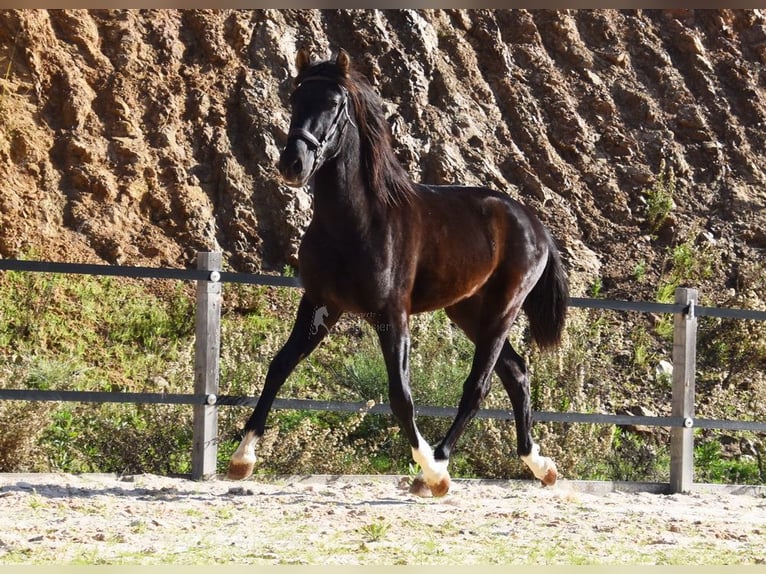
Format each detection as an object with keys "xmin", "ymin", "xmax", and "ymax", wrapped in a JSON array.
[{"xmin": 227, "ymin": 49, "xmax": 568, "ymax": 496}]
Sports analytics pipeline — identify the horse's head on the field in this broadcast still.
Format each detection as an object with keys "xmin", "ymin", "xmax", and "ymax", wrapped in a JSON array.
[{"xmin": 278, "ymin": 49, "xmax": 357, "ymax": 188}]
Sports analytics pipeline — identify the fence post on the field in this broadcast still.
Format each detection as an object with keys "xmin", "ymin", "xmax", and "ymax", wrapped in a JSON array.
[
  {"xmin": 192, "ymin": 251, "xmax": 222, "ymax": 480},
  {"xmin": 670, "ymin": 287, "xmax": 698, "ymax": 493}
]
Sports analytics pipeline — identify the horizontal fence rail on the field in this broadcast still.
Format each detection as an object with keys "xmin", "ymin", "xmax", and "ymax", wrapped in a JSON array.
[
  {"xmin": 3, "ymin": 388, "xmax": 766, "ymax": 434},
  {"xmin": 1, "ymin": 254, "xmax": 765, "ymax": 492},
  {"xmin": 0, "ymin": 258, "xmax": 303, "ymax": 289},
  {"xmin": 2, "ymin": 258, "xmax": 765, "ymax": 320}
]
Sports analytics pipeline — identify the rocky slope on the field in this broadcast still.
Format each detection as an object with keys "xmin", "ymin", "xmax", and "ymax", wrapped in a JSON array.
[{"xmin": 0, "ymin": 8, "xmax": 765, "ymax": 303}]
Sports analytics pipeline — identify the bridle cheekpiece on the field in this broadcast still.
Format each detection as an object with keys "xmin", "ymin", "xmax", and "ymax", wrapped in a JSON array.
[{"xmin": 287, "ymin": 76, "xmax": 357, "ymax": 180}]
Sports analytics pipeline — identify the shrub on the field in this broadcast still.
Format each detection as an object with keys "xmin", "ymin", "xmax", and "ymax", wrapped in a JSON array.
[
  {"xmin": 644, "ymin": 159, "xmax": 676, "ymax": 232},
  {"xmin": 0, "ymin": 401, "xmax": 56, "ymax": 472}
]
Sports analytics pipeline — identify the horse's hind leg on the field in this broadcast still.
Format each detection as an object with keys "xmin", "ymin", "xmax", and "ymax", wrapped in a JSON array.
[
  {"xmin": 432, "ymin": 327, "xmax": 507, "ymax": 463},
  {"xmin": 445, "ymin": 299, "xmax": 557, "ymax": 486},
  {"xmin": 433, "ymin": 299, "xmax": 519, "ymax": 488},
  {"xmin": 494, "ymin": 341, "xmax": 557, "ymax": 485},
  {"xmin": 227, "ymin": 295, "xmax": 340, "ymax": 480}
]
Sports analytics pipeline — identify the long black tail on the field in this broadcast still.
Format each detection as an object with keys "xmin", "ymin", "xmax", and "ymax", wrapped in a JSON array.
[{"xmin": 522, "ymin": 233, "xmax": 569, "ymax": 350}]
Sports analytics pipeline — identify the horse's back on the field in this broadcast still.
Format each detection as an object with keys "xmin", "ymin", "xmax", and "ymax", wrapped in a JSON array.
[
  {"xmin": 407, "ymin": 184, "xmax": 550, "ymax": 313},
  {"xmin": 414, "ymin": 184, "xmax": 549, "ymax": 256},
  {"xmin": 416, "ymin": 184, "xmax": 543, "ymax": 226}
]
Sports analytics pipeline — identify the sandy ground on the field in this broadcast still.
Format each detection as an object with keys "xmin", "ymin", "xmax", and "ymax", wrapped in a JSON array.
[{"xmin": 0, "ymin": 473, "xmax": 765, "ymax": 565}]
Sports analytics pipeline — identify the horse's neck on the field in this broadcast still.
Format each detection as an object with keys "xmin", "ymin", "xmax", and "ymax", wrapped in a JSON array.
[{"xmin": 311, "ymin": 155, "xmax": 383, "ymax": 236}]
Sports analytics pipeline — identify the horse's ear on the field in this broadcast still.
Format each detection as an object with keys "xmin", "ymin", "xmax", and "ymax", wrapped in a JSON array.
[
  {"xmin": 295, "ymin": 48, "xmax": 311, "ymax": 73},
  {"xmin": 336, "ymin": 49, "xmax": 351, "ymax": 77}
]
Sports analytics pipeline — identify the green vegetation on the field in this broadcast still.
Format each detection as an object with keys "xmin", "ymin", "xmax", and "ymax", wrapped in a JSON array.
[
  {"xmin": 0, "ymin": 260, "xmax": 764, "ymax": 485},
  {"xmin": 0, "ymin": 269, "xmax": 196, "ymax": 474},
  {"xmin": 644, "ymin": 159, "xmax": 676, "ymax": 232},
  {"xmin": 587, "ymin": 277, "xmax": 603, "ymax": 298},
  {"xmin": 359, "ymin": 520, "xmax": 390, "ymax": 542},
  {"xmin": 656, "ymin": 237, "xmax": 715, "ymax": 305},
  {"xmin": 632, "ymin": 260, "xmax": 648, "ymax": 283},
  {"xmin": 695, "ymin": 438, "xmax": 764, "ymax": 484}
]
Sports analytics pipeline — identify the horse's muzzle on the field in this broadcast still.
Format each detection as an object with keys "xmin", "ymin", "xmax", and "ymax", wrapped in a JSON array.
[{"xmin": 278, "ymin": 147, "xmax": 309, "ymax": 188}]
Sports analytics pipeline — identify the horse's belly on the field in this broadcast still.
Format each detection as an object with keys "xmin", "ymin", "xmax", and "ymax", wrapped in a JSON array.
[{"xmin": 409, "ymin": 262, "xmax": 494, "ymax": 314}]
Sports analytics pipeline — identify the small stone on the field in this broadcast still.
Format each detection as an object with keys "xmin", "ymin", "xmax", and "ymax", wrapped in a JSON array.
[
  {"xmin": 655, "ymin": 360, "xmax": 673, "ymax": 381},
  {"xmin": 226, "ymin": 486, "xmax": 254, "ymax": 496}
]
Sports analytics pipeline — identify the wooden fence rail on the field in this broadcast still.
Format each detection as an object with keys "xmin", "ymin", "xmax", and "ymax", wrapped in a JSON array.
[{"xmin": 1, "ymin": 253, "xmax": 766, "ymax": 492}]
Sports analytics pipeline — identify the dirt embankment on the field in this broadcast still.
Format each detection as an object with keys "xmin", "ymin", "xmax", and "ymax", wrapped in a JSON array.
[{"xmin": 0, "ymin": 9, "xmax": 764, "ymax": 302}]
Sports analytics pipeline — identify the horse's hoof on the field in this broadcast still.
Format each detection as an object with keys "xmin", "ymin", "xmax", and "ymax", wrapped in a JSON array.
[
  {"xmin": 409, "ymin": 476, "xmax": 433, "ymax": 497},
  {"xmin": 541, "ymin": 464, "xmax": 558, "ymax": 487},
  {"xmin": 226, "ymin": 460, "xmax": 254, "ymax": 481},
  {"xmin": 429, "ymin": 475, "xmax": 451, "ymax": 497}
]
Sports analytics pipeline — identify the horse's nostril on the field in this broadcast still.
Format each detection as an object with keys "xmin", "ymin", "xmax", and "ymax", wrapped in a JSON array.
[
  {"xmin": 278, "ymin": 151, "xmax": 307, "ymax": 187},
  {"xmin": 278, "ymin": 155, "xmax": 302, "ymax": 178}
]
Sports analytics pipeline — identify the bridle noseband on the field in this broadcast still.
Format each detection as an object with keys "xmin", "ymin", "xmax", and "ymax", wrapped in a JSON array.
[{"xmin": 287, "ymin": 76, "xmax": 357, "ymax": 179}]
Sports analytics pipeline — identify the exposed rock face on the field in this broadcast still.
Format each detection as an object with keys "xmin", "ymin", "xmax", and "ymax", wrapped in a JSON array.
[{"xmin": 0, "ymin": 9, "xmax": 764, "ymax": 303}]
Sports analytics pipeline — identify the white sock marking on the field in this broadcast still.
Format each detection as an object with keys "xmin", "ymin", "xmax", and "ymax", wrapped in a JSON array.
[
  {"xmin": 231, "ymin": 430, "xmax": 258, "ymax": 467},
  {"xmin": 411, "ymin": 434, "xmax": 449, "ymax": 484},
  {"xmin": 520, "ymin": 443, "xmax": 552, "ymax": 480}
]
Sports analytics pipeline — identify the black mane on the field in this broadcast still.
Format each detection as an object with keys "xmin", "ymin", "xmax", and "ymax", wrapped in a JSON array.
[{"xmin": 297, "ymin": 61, "xmax": 415, "ymax": 206}]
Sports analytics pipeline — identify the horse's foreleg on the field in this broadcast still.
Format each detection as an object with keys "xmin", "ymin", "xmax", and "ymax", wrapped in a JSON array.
[
  {"xmin": 227, "ymin": 295, "xmax": 340, "ymax": 480},
  {"xmin": 495, "ymin": 341, "xmax": 557, "ymax": 486},
  {"xmin": 374, "ymin": 311, "xmax": 450, "ymax": 497}
]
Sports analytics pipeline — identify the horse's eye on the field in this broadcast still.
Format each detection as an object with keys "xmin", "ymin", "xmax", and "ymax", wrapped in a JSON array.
[{"xmin": 318, "ymin": 97, "xmax": 341, "ymax": 112}]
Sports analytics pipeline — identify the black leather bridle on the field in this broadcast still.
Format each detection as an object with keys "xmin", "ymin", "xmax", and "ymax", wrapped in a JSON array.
[{"xmin": 287, "ymin": 76, "xmax": 357, "ymax": 180}]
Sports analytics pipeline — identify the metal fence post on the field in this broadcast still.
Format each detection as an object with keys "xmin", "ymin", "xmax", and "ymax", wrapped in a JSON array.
[
  {"xmin": 670, "ymin": 287, "xmax": 698, "ymax": 493},
  {"xmin": 192, "ymin": 251, "xmax": 222, "ymax": 480}
]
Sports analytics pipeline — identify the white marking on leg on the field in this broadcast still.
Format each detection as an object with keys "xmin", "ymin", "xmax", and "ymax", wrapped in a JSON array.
[
  {"xmin": 520, "ymin": 443, "xmax": 553, "ymax": 481},
  {"xmin": 231, "ymin": 430, "xmax": 258, "ymax": 468},
  {"xmin": 411, "ymin": 433, "xmax": 449, "ymax": 485}
]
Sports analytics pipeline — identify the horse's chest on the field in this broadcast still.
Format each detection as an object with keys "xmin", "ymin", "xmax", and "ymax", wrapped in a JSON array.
[{"xmin": 298, "ymin": 232, "xmax": 387, "ymax": 312}]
